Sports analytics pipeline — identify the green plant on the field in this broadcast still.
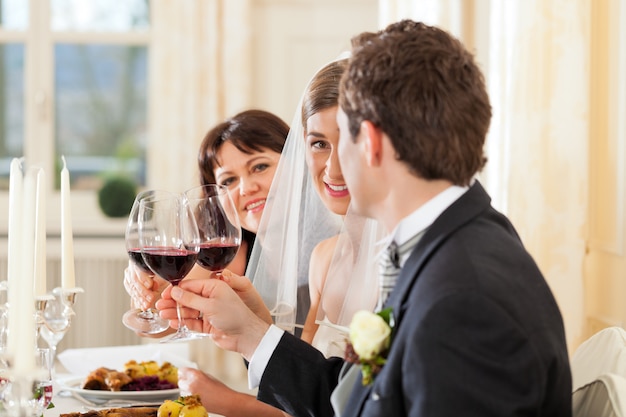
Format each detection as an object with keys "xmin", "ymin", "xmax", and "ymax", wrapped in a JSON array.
[{"xmin": 98, "ymin": 175, "xmax": 137, "ymax": 217}]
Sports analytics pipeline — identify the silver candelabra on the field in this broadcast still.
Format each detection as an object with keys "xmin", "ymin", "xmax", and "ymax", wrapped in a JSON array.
[{"xmin": 0, "ymin": 283, "xmax": 82, "ymax": 416}]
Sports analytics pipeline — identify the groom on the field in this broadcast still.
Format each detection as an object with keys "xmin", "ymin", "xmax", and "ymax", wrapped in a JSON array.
[{"xmin": 162, "ymin": 20, "xmax": 572, "ymax": 416}]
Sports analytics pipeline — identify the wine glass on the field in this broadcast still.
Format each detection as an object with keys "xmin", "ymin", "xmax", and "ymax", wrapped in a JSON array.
[
  {"xmin": 122, "ymin": 190, "xmax": 173, "ymax": 334},
  {"xmin": 183, "ymin": 184, "xmax": 241, "ymax": 277},
  {"xmin": 138, "ymin": 194, "xmax": 204, "ymax": 342},
  {"xmin": 39, "ymin": 290, "xmax": 72, "ymax": 372}
]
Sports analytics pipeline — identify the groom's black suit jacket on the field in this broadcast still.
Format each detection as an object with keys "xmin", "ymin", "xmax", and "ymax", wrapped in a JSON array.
[{"xmin": 257, "ymin": 182, "xmax": 572, "ymax": 417}]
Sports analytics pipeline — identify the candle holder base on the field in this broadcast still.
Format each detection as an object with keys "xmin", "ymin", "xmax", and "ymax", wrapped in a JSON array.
[
  {"xmin": 52, "ymin": 287, "xmax": 84, "ymax": 306},
  {"xmin": 34, "ymin": 295, "xmax": 54, "ymax": 313}
]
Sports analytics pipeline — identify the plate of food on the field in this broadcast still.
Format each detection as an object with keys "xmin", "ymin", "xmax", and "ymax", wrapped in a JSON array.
[{"xmin": 59, "ymin": 360, "xmax": 180, "ymax": 403}]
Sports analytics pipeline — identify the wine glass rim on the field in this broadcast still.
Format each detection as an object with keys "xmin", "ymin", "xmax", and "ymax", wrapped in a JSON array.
[
  {"xmin": 128, "ymin": 190, "xmax": 179, "ymax": 225},
  {"xmin": 137, "ymin": 195, "xmax": 181, "ymax": 209},
  {"xmin": 183, "ymin": 184, "xmax": 229, "ymax": 199},
  {"xmin": 134, "ymin": 189, "xmax": 178, "ymax": 203}
]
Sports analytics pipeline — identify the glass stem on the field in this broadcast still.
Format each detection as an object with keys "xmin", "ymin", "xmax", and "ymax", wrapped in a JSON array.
[
  {"xmin": 176, "ymin": 302, "xmax": 187, "ymax": 331},
  {"xmin": 137, "ymin": 309, "xmax": 156, "ymax": 320}
]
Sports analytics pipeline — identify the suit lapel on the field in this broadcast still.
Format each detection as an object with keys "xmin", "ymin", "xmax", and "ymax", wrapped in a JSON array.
[
  {"xmin": 331, "ymin": 364, "xmax": 362, "ymax": 416},
  {"xmin": 386, "ymin": 181, "xmax": 491, "ymax": 317},
  {"xmin": 341, "ymin": 374, "xmax": 371, "ymax": 417}
]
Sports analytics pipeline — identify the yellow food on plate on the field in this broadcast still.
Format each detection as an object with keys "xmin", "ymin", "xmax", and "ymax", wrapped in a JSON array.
[
  {"xmin": 124, "ymin": 360, "xmax": 161, "ymax": 378},
  {"xmin": 124, "ymin": 360, "xmax": 179, "ymax": 385},
  {"xmin": 157, "ymin": 362, "xmax": 179, "ymax": 386},
  {"xmin": 158, "ymin": 395, "xmax": 207, "ymax": 417},
  {"xmin": 157, "ymin": 399, "xmax": 184, "ymax": 417}
]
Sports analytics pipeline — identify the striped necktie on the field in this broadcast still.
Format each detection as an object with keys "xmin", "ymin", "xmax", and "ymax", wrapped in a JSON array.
[{"xmin": 376, "ymin": 230, "xmax": 425, "ymax": 311}]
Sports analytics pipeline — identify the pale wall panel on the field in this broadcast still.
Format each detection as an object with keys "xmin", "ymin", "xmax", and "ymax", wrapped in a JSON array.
[
  {"xmin": 251, "ymin": 0, "xmax": 379, "ymax": 122},
  {"xmin": 584, "ymin": 0, "xmax": 626, "ymax": 341}
]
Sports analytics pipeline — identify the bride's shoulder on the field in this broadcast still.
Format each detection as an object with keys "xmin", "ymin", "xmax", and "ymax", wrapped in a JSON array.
[
  {"xmin": 309, "ymin": 235, "xmax": 340, "ymax": 289},
  {"xmin": 312, "ymin": 235, "xmax": 340, "ymax": 261}
]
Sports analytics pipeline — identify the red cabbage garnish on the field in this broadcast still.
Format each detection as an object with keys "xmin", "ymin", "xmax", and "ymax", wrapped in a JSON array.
[{"xmin": 121, "ymin": 375, "xmax": 177, "ymax": 391}]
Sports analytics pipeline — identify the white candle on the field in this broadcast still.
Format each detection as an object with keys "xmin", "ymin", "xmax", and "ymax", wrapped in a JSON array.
[
  {"xmin": 61, "ymin": 156, "xmax": 76, "ymax": 289},
  {"xmin": 14, "ymin": 167, "xmax": 38, "ymax": 374},
  {"xmin": 34, "ymin": 169, "xmax": 47, "ymax": 297},
  {"xmin": 6, "ymin": 158, "xmax": 23, "ymax": 358}
]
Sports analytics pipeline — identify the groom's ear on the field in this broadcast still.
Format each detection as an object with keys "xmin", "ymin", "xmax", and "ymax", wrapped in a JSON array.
[{"xmin": 362, "ymin": 120, "xmax": 383, "ymax": 167}]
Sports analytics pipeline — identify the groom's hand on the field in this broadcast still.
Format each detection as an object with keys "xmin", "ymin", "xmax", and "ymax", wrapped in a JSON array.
[{"xmin": 156, "ymin": 279, "xmax": 270, "ymax": 360}]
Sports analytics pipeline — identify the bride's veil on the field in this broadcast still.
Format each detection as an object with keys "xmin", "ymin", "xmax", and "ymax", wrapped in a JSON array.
[
  {"xmin": 245, "ymin": 76, "xmax": 342, "ymax": 335},
  {"xmin": 311, "ymin": 204, "xmax": 383, "ymax": 357},
  {"xmin": 246, "ymin": 54, "xmax": 383, "ymax": 346}
]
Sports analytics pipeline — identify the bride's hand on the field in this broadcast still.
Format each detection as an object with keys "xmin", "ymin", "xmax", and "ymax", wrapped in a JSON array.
[{"xmin": 220, "ymin": 269, "xmax": 272, "ymax": 324}]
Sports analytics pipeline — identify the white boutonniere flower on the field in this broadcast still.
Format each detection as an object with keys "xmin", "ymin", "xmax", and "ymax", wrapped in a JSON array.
[{"xmin": 345, "ymin": 308, "xmax": 394, "ymax": 386}]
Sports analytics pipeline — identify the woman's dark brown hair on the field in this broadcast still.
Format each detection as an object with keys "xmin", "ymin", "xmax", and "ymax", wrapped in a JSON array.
[{"xmin": 198, "ymin": 109, "xmax": 289, "ymax": 186}]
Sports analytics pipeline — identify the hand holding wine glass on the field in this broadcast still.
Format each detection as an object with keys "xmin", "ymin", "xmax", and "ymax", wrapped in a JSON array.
[
  {"xmin": 123, "ymin": 190, "xmax": 173, "ymax": 334},
  {"xmin": 138, "ymin": 194, "xmax": 204, "ymax": 342},
  {"xmin": 184, "ymin": 184, "xmax": 241, "ymax": 277}
]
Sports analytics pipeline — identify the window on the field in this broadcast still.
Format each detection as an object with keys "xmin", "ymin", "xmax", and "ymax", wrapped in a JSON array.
[{"xmin": 0, "ymin": 0, "xmax": 150, "ymax": 234}]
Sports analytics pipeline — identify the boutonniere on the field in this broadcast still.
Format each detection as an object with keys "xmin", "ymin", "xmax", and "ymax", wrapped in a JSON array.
[{"xmin": 345, "ymin": 308, "xmax": 394, "ymax": 386}]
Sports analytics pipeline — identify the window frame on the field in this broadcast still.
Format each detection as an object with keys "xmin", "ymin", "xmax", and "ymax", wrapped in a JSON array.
[{"xmin": 0, "ymin": 1, "xmax": 151, "ymax": 237}]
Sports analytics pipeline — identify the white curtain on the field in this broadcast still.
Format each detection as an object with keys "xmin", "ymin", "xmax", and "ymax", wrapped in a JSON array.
[
  {"xmin": 149, "ymin": 0, "xmax": 252, "ymax": 192},
  {"xmin": 147, "ymin": 0, "xmax": 253, "ymax": 388},
  {"xmin": 379, "ymin": 0, "xmax": 464, "ymax": 36},
  {"xmin": 379, "ymin": 0, "xmax": 588, "ymax": 352}
]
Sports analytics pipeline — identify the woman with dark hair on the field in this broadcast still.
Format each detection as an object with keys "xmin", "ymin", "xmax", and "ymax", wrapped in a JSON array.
[
  {"xmin": 196, "ymin": 109, "xmax": 289, "ymax": 271},
  {"xmin": 123, "ymin": 109, "xmax": 288, "ymax": 334}
]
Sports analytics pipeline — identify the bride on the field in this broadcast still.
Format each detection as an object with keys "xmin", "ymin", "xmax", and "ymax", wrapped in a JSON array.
[
  {"xmin": 244, "ymin": 56, "xmax": 382, "ymax": 357},
  {"xmin": 295, "ymin": 58, "xmax": 382, "ymax": 357}
]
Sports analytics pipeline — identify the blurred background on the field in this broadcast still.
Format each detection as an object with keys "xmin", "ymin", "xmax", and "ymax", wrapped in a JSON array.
[{"xmin": 0, "ymin": 0, "xmax": 623, "ymax": 387}]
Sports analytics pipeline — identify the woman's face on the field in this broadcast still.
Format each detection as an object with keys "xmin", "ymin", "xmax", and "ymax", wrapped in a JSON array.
[
  {"xmin": 214, "ymin": 141, "xmax": 281, "ymax": 233},
  {"xmin": 305, "ymin": 106, "xmax": 350, "ymax": 216}
]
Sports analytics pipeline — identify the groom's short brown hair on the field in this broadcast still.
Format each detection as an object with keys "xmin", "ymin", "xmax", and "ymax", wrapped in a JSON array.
[{"xmin": 339, "ymin": 20, "xmax": 491, "ymax": 186}]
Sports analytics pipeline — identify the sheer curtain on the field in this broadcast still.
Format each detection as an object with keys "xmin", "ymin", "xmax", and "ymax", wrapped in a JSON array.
[
  {"xmin": 149, "ymin": 0, "xmax": 253, "ymax": 390},
  {"xmin": 149, "ymin": 0, "xmax": 252, "ymax": 192},
  {"xmin": 379, "ymin": 0, "xmax": 588, "ymax": 351}
]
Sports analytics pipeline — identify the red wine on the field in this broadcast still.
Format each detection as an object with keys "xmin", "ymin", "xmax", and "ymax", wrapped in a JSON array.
[
  {"xmin": 141, "ymin": 247, "xmax": 198, "ymax": 285},
  {"xmin": 128, "ymin": 248, "xmax": 152, "ymax": 273},
  {"xmin": 197, "ymin": 243, "xmax": 239, "ymax": 271}
]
